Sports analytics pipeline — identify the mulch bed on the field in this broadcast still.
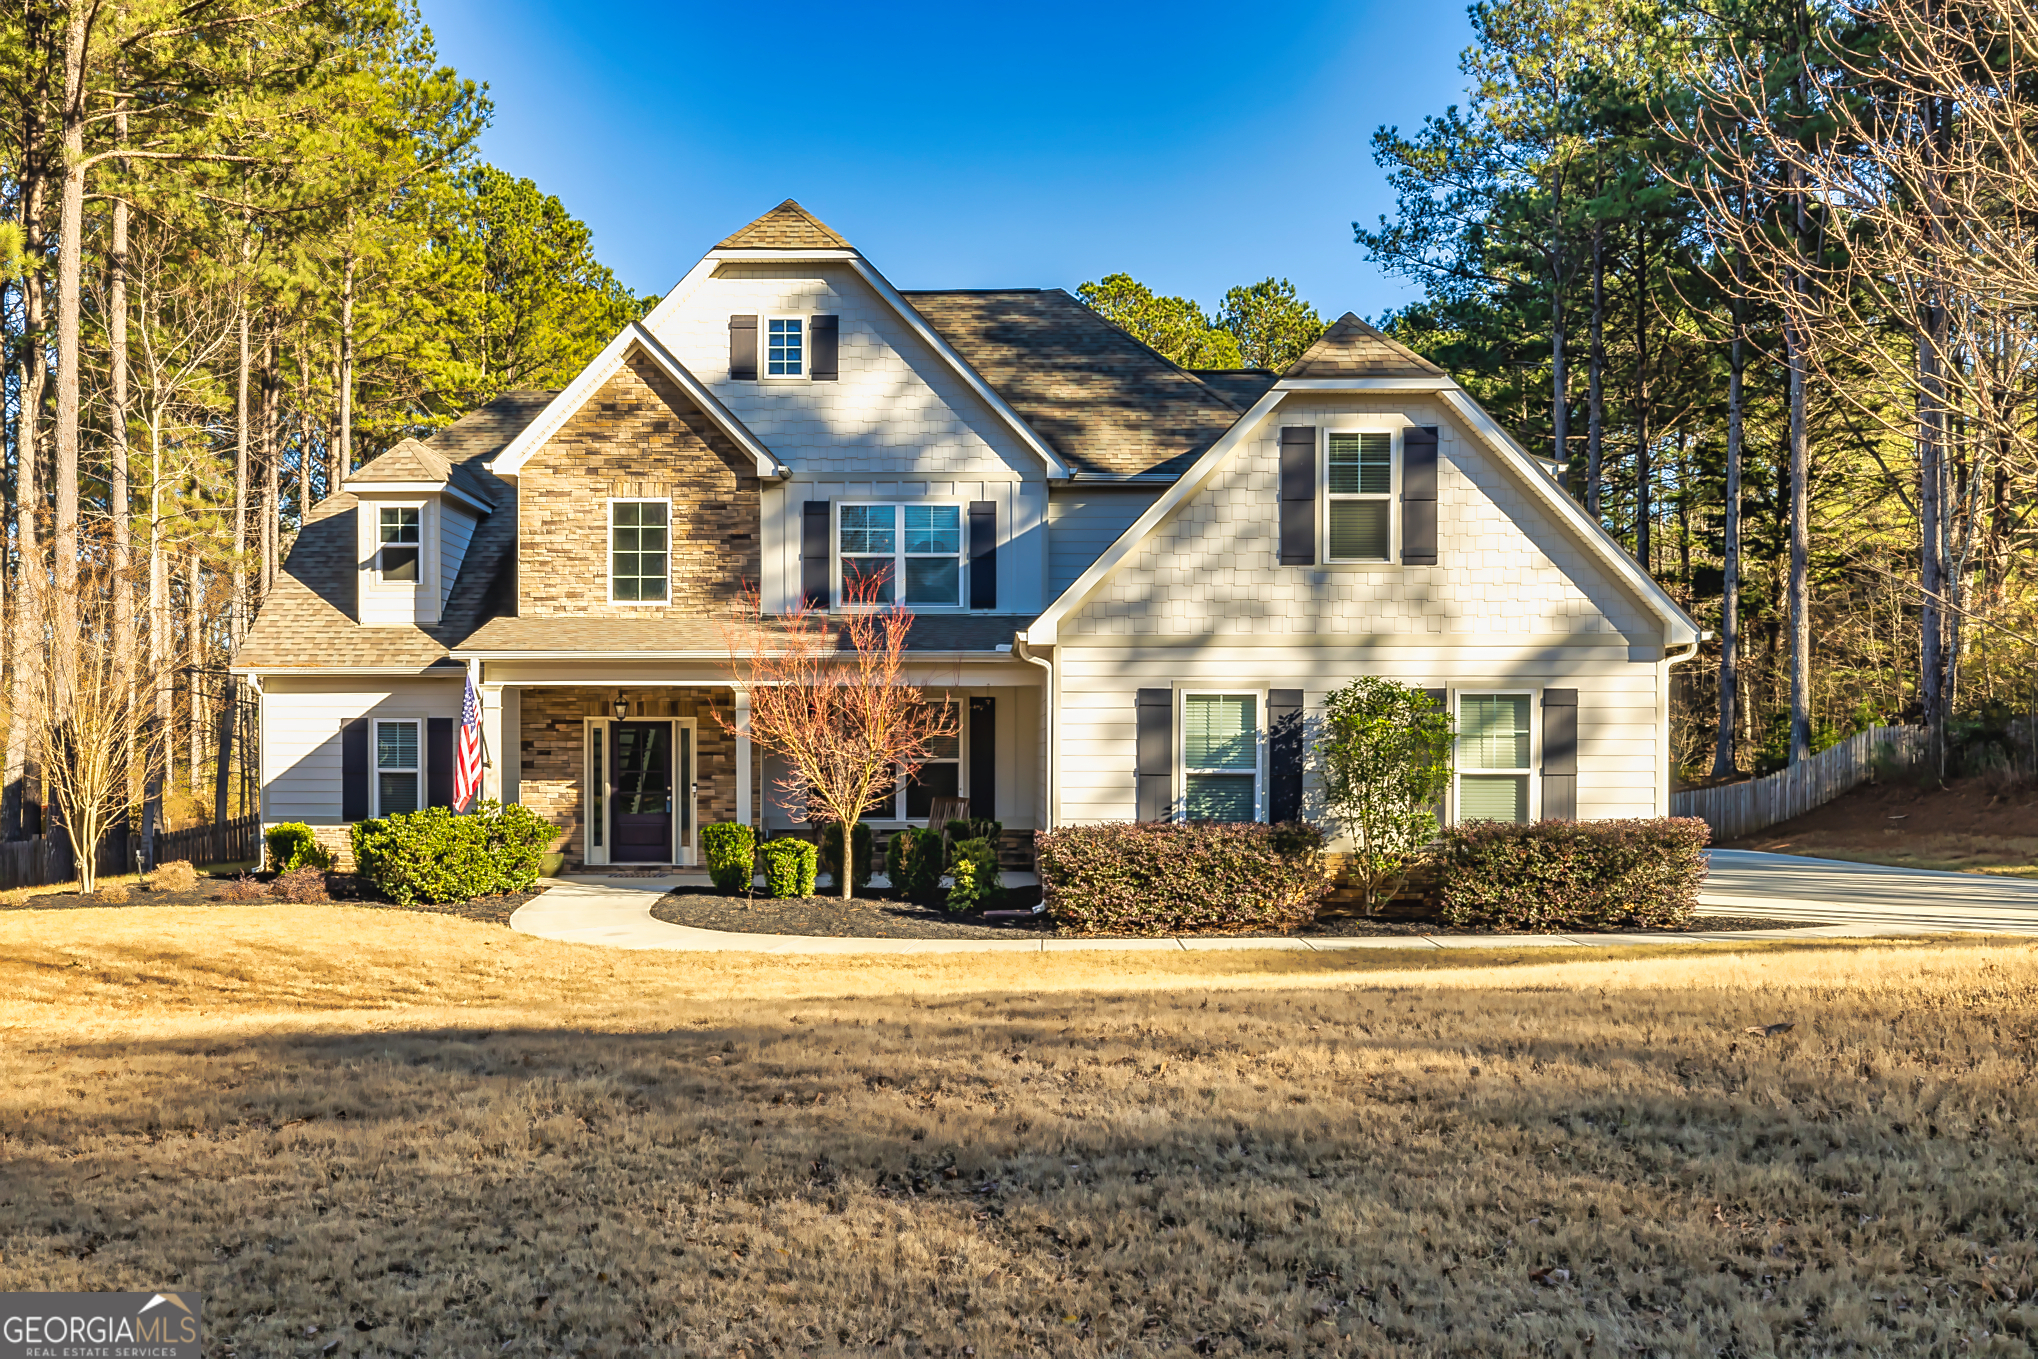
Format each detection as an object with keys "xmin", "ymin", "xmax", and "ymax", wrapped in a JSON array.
[
  {"xmin": 2, "ymin": 872, "xmax": 547, "ymax": 926},
  {"xmin": 650, "ymin": 890, "xmax": 1821, "ymax": 940}
]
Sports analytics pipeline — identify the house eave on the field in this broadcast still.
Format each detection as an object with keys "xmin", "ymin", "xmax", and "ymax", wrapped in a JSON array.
[{"xmin": 343, "ymin": 479, "xmax": 495, "ymax": 515}]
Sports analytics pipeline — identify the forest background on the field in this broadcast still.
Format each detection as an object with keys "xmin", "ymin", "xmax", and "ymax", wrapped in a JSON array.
[{"xmin": 0, "ymin": 0, "xmax": 2020, "ymax": 856}]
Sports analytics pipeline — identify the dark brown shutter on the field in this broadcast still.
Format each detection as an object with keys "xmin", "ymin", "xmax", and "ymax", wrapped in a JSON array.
[
  {"xmin": 728, "ymin": 314, "xmax": 758, "ymax": 380},
  {"xmin": 801, "ymin": 501, "xmax": 830, "ymax": 608},
  {"xmin": 1268, "ymin": 689, "xmax": 1304, "ymax": 824},
  {"xmin": 341, "ymin": 718, "xmax": 370, "ymax": 821},
  {"xmin": 427, "ymin": 717, "xmax": 455, "ymax": 809},
  {"xmin": 1542, "ymin": 688, "xmax": 1578, "ymax": 820},
  {"xmin": 968, "ymin": 501, "xmax": 997, "ymax": 609},
  {"xmin": 809, "ymin": 314, "xmax": 839, "ymax": 380},
  {"xmin": 969, "ymin": 697, "xmax": 995, "ymax": 820},
  {"xmin": 1136, "ymin": 688, "xmax": 1173, "ymax": 822},
  {"xmin": 1402, "ymin": 426, "xmax": 1439, "ymax": 564},
  {"xmin": 1279, "ymin": 426, "xmax": 1317, "ymax": 565}
]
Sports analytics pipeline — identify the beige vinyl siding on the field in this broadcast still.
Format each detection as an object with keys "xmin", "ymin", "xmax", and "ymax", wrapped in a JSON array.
[
  {"xmin": 1046, "ymin": 489, "xmax": 1163, "ymax": 601},
  {"xmin": 259, "ymin": 677, "xmax": 462, "ymax": 824},
  {"xmin": 1052, "ymin": 643, "xmax": 1662, "ymax": 835}
]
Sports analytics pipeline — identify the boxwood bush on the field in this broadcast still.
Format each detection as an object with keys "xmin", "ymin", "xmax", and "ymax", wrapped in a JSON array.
[
  {"xmin": 350, "ymin": 801, "xmax": 555, "ymax": 905},
  {"xmin": 1036, "ymin": 821, "xmax": 1334, "ymax": 936},
  {"xmin": 264, "ymin": 822, "xmax": 333, "ymax": 874},
  {"xmin": 700, "ymin": 821, "xmax": 756, "ymax": 894},
  {"xmin": 1435, "ymin": 817, "xmax": 1710, "ymax": 931},
  {"xmin": 945, "ymin": 836, "xmax": 1002, "ymax": 914},
  {"xmin": 760, "ymin": 837, "xmax": 818, "ymax": 899},
  {"xmin": 884, "ymin": 826, "xmax": 944, "ymax": 902}
]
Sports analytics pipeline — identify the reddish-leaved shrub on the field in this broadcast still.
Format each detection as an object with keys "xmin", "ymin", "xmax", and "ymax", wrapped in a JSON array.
[
  {"xmin": 1036, "ymin": 821, "xmax": 1333, "ymax": 936},
  {"xmin": 269, "ymin": 866, "xmax": 332, "ymax": 904},
  {"xmin": 219, "ymin": 874, "xmax": 269, "ymax": 902},
  {"xmin": 1435, "ymin": 817, "xmax": 1710, "ymax": 931}
]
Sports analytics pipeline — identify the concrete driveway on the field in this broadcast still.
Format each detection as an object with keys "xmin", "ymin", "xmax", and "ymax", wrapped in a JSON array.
[{"xmin": 1703, "ymin": 849, "xmax": 2038, "ymax": 934}]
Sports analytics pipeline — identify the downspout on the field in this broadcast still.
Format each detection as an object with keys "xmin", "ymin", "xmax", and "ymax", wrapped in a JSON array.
[
  {"xmin": 245, "ymin": 672, "xmax": 266, "ymax": 827},
  {"xmin": 1014, "ymin": 630, "xmax": 1054, "ymax": 831},
  {"xmin": 1660, "ymin": 637, "xmax": 1703, "ymax": 815}
]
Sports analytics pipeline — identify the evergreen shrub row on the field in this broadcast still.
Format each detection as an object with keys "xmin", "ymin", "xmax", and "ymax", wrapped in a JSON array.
[
  {"xmin": 1435, "ymin": 817, "xmax": 1710, "ymax": 931},
  {"xmin": 1035, "ymin": 821, "xmax": 1333, "ymax": 936},
  {"xmin": 349, "ymin": 801, "xmax": 554, "ymax": 905}
]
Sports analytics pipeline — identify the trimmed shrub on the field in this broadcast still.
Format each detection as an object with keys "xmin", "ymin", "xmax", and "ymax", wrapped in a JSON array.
[
  {"xmin": 269, "ymin": 866, "xmax": 331, "ymax": 904},
  {"xmin": 1435, "ymin": 817, "xmax": 1710, "ymax": 932},
  {"xmin": 885, "ymin": 826, "xmax": 944, "ymax": 902},
  {"xmin": 95, "ymin": 882, "xmax": 131, "ymax": 903},
  {"xmin": 264, "ymin": 822, "xmax": 334, "ymax": 874},
  {"xmin": 149, "ymin": 860, "xmax": 199, "ymax": 892},
  {"xmin": 943, "ymin": 817, "xmax": 1002, "ymax": 847},
  {"xmin": 944, "ymin": 836, "xmax": 1002, "ymax": 914},
  {"xmin": 760, "ymin": 837, "xmax": 818, "ymax": 899},
  {"xmin": 1037, "ymin": 821, "xmax": 1334, "ymax": 936},
  {"xmin": 349, "ymin": 800, "xmax": 556, "ymax": 906},
  {"xmin": 700, "ymin": 822, "xmax": 756, "ymax": 894},
  {"xmin": 816, "ymin": 821, "xmax": 874, "ymax": 893}
]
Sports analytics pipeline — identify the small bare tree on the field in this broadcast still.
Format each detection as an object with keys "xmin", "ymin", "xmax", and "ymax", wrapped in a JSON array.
[
  {"xmin": 20, "ymin": 552, "xmax": 175, "ymax": 894},
  {"xmin": 721, "ymin": 580, "xmax": 960, "ymax": 901}
]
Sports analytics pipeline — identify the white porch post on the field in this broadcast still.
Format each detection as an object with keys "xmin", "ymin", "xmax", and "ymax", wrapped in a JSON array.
[
  {"xmin": 734, "ymin": 689, "xmax": 752, "ymax": 826},
  {"xmin": 476, "ymin": 660, "xmax": 505, "ymax": 803}
]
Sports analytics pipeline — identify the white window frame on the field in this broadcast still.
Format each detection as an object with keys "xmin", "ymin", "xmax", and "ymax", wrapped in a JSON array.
[
  {"xmin": 369, "ymin": 502, "xmax": 426, "ymax": 590},
  {"xmin": 834, "ymin": 500, "xmax": 969, "ymax": 611},
  {"xmin": 1177, "ymin": 689, "xmax": 1265, "ymax": 824},
  {"xmin": 763, "ymin": 315, "xmax": 806, "ymax": 380},
  {"xmin": 606, "ymin": 497, "xmax": 672, "ymax": 606},
  {"xmin": 372, "ymin": 717, "xmax": 422, "ymax": 818},
  {"xmin": 879, "ymin": 701, "xmax": 964, "ymax": 824},
  {"xmin": 1454, "ymin": 689, "xmax": 1537, "ymax": 824},
  {"xmin": 1321, "ymin": 425, "xmax": 1401, "ymax": 565}
]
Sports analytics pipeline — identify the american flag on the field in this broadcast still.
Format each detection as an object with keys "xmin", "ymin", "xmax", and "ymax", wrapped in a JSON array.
[{"xmin": 455, "ymin": 674, "xmax": 485, "ymax": 811}]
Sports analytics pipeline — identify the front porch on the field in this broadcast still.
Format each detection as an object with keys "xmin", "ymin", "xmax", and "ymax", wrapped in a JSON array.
[{"xmin": 493, "ymin": 679, "xmax": 1040, "ymax": 872}]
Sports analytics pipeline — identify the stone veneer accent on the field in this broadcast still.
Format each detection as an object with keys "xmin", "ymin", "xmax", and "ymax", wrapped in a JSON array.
[
  {"xmin": 517, "ymin": 352, "xmax": 761, "ymax": 618},
  {"xmin": 519, "ymin": 686, "xmax": 754, "ymax": 861}
]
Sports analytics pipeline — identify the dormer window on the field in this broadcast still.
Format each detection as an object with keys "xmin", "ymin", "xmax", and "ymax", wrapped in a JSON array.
[
  {"xmin": 377, "ymin": 507, "xmax": 421, "ymax": 583},
  {"xmin": 766, "ymin": 317, "xmax": 804, "ymax": 377}
]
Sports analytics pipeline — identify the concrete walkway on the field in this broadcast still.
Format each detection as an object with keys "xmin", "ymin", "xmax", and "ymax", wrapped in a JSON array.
[{"xmin": 508, "ymin": 867, "xmax": 1969, "ymax": 955}]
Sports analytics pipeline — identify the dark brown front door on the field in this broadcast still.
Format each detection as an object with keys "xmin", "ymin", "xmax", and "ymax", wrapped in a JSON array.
[{"xmin": 611, "ymin": 722, "xmax": 672, "ymax": 862}]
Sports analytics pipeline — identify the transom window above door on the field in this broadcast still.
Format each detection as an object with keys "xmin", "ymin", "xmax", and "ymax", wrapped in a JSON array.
[
  {"xmin": 610, "ymin": 500, "xmax": 670, "ymax": 603},
  {"xmin": 839, "ymin": 504, "xmax": 963, "ymax": 607}
]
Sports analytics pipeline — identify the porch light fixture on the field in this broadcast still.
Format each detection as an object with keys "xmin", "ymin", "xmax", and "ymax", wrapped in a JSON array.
[{"xmin": 613, "ymin": 699, "xmax": 629, "ymax": 720}]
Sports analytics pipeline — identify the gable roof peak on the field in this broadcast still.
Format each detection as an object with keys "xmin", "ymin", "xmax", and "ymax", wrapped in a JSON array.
[
  {"xmin": 1282, "ymin": 311, "xmax": 1446, "ymax": 381},
  {"xmin": 716, "ymin": 198, "xmax": 853, "ymax": 251},
  {"xmin": 349, "ymin": 436, "xmax": 451, "ymax": 484}
]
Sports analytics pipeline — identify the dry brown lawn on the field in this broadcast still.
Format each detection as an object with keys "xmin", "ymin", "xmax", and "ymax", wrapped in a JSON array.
[{"xmin": 4, "ymin": 907, "xmax": 2038, "ymax": 1357}]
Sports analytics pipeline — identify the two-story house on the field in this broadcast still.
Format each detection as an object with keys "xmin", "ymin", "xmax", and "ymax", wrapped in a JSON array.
[{"xmin": 233, "ymin": 200, "xmax": 1699, "ymax": 871}]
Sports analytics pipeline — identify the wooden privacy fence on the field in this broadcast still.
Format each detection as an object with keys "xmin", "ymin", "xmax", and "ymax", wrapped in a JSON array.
[
  {"xmin": 1671, "ymin": 726, "xmax": 1929, "ymax": 841},
  {"xmin": 0, "ymin": 814, "xmax": 260, "ymax": 891}
]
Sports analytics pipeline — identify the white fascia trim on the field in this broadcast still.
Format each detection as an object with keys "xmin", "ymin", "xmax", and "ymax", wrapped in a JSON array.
[
  {"xmin": 230, "ymin": 665, "xmax": 463, "ymax": 677},
  {"xmin": 843, "ymin": 256, "xmax": 1072, "ymax": 481},
  {"xmin": 1437, "ymin": 388, "xmax": 1698, "ymax": 647},
  {"xmin": 448, "ymin": 649, "xmax": 1022, "ymax": 663},
  {"xmin": 1275, "ymin": 376, "xmax": 1455, "ymax": 392},
  {"xmin": 714, "ymin": 248, "xmax": 860, "ymax": 262},
  {"xmin": 1022, "ymin": 387, "xmax": 1288, "ymax": 645},
  {"xmin": 487, "ymin": 321, "xmax": 785, "ymax": 479},
  {"xmin": 345, "ymin": 479, "xmax": 494, "ymax": 516}
]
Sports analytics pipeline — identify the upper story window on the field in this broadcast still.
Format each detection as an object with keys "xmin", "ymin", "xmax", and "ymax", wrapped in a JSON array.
[
  {"xmin": 376, "ymin": 507, "xmax": 420, "ymax": 583},
  {"xmin": 1325, "ymin": 431, "xmax": 1393, "ymax": 562},
  {"xmin": 610, "ymin": 499, "xmax": 670, "ymax": 604},
  {"xmin": 839, "ymin": 503, "xmax": 962, "ymax": 607},
  {"xmin": 1458, "ymin": 692, "xmax": 1531, "ymax": 823},
  {"xmin": 1183, "ymin": 692, "xmax": 1260, "ymax": 822},
  {"xmin": 767, "ymin": 317, "xmax": 804, "ymax": 377}
]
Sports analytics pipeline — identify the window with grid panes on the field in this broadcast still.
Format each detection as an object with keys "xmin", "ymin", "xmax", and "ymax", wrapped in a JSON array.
[
  {"xmin": 375, "ymin": 719, "xmax": 420, "ymax": 816},
  {"xmin": 1457, "ymin": 693, "xmax": 1531, "ymax": 822},
  {"xmin": 610, "ymin": 501, "xmax": 669, "ymax": 602},
  {"xmin": 377, "ymin": 507, "xmax": 420, "ymax": 582},
  {"xmin": 1182, "ymin": 693, "xmax": 1259, "ymax": 821},
  {"xmin": 838, "ymin": 504, "xmax": 963, "ymax": 606},
  {"xmin": 767, "ymin": 318, "xmax": 804, "ymax": 376},
  {"xmin": 1326, "ymin": 432, "xmax": 1392, "ymax": 561}
]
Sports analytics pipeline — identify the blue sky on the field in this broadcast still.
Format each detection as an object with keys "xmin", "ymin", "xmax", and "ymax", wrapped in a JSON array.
[{"xmin": 421, "ymin": 0, "xmax": 1476, "ymax": 322}]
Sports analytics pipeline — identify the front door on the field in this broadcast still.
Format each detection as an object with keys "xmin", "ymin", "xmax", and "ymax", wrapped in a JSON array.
[{"xmin": 611, "ymin": 722, "xmax": 673, "ymax": 862}]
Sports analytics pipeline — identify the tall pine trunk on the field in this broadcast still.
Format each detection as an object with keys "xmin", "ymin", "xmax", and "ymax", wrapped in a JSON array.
[
  {"xmin": 52, "ymin": 1, "xmax": 88, "ymax": 700},
  {"xmin": 187, "ymin": 553, "xmax": 204, "ymax": 797},
  {"xmin": 1712, "ymin": 285, "xmax": 1745, "ymax": 780},
  {"xmin": 1586, "ymin": 222, "xmax": 1605, "ymax": 520},
  {"xmin": 1786, "ymin": 166, "xmax": 1813, "ymax": 767},
  {"xmin": 232, "ymin": 293, "xmax": 249, "ymax": 648},
  {"xmin": 5, "ymin": 20, "xmax": 50, "ymax": 841},
  {"xmin": 1632, "ymin": 221, "xmax": 1651, "ymax": 568},
  {"xmin": 338, "ymin": 246, "xmax": 354, "ymax": 488},
  {"xmin": 259, "ymin": 324, "xmax": 278, "ymax": 605},
  {"xmin": 111, "ymin": 106, "xmax": 137, "ymax": 815}
]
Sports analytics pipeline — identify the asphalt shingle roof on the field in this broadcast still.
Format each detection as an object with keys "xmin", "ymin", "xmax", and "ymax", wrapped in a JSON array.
[
  {"xmin": 1188, "ymin": 369, "xmax": 1280, "ymax": 408},
  {"xmin": 1283, "ymin": 312, "xmax": 1445, "ymax": 380},
  {"xmin": 232, "ymin": 391, "xmax": 552, "ymax": 672},
  {"xmin": 902, "ymin": 288, "xmax": 1250, "ymax": 478},
  {"xmin": 716, "ymin": 199, "xmax": 852, "ymax": 250}
]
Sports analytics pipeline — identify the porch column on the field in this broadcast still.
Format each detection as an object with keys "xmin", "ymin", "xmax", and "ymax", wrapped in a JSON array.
[
  {"xmin": 734, "ymin": 689, "xmax": 752, "ymax": 827},
  {"xmin": 477, "ymin": 663, "xmax": 506, "ymax": 803}
]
